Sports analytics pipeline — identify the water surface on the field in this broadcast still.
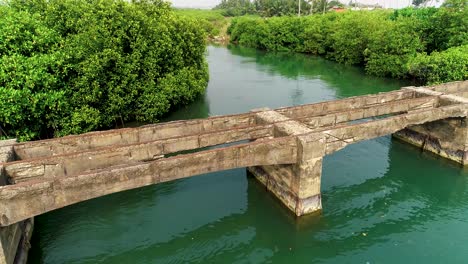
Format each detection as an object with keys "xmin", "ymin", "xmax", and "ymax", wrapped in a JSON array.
[{"xmin": 28, "ymin": 45, "xmax": 468, "ymax": 264}]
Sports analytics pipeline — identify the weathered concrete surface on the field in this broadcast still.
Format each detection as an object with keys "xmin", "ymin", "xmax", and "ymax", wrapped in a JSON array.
[
  {"xmin": 11, "ymin": 88, "xmax": 422, "ymax": 161},
  {"xmin": 249, "ymin": 110, "xmax": 324, "ymax": 216},
  {"xmin": 4, "ymin": 125, "xmax": 273, "ymax": 183},
  {"xmin": 277, "ymin": 89, "xmax": 416, "ymax": 119},
  {"xmin": 11, "ymin": 219, "xmax": 33, "ymax": 264},
  {"xmin": 393, "ymin": 84, "xmax": 468, "ymax": 164},
  {"xmin": 0, "ymin": 137, "xmax": 297, "ymax": 226},
  {"xmin": 404, "ymin": 86, "xmax": 468, "ymax": 106},
  {"xmin": 13, "ymin": 113, "xmax": 257, "ymax": 160},
  {"xmin": 425, "ymin": 80, "xmax": 468, "ymax": 94},
  {"xmin": 0, "ymin": 140, "xmax": 33, "ymax": 264},
  {"xmin": 0, "ymin": 80, "xmax": 467, "ymax": 229},
  {"xmin": 394, "ymin": 117, "xmax": 468, "ymax": 164},
  {"xmin": 301, "ymin": 96, "xmax": 438, "ymax": 129},
  {"xmin": 323, "ymin": 104, "xmax": 467, "ymax": 155}
]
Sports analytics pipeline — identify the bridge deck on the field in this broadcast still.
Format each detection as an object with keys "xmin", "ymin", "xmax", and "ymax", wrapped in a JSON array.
[{"xmin": 0, "ymin": 81, "xmax": 467, "ymax": 226}]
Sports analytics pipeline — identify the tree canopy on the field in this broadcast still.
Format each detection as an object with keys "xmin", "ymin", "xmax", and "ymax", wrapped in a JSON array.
[{"xmin": 0, "ymin": 0, "xmax": 208, "ymax": 140}]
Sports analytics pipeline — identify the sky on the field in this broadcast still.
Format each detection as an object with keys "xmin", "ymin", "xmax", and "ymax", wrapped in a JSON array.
[{"xmin": 169, "ymin": 0, "xmax": 442, "ymax": 9}]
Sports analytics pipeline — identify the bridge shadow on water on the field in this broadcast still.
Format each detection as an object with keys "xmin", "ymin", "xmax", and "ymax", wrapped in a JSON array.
[{"xmin": 28, "ymin": 135, "xmax": 468, "ymax": 264}]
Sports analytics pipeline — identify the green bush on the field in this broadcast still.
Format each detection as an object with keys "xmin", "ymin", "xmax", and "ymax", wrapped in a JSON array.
[
  {"xmin": 328, "ymin": 11, "xmax": 386, "ymax": 65},
  {"xmin": 364, "ymin": 18, "xmax": 424, "ymax": 78},
  {"xmin": 0, "ymin": 0, "xmax": 208, "ymax": 141},
  {"xmin": 227, "ymin": 6, "xmax": 467, "ymax": 83},
  {"xmin": 408, "ymin": 45, "xmax": 468, "ymax": 84}
]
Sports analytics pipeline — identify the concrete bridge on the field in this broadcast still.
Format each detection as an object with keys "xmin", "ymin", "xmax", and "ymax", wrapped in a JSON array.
[{"xmin": 1, "ymin": 81, "xmax": 467, "ymax": 263}]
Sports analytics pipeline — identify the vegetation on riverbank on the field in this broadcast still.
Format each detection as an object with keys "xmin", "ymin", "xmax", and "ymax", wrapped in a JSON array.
[
  {"xmin": 214, "ymin": 0, "xmax": 345, "ymax": 17},
  {"xmin": 174, "ymin": 9, "xmax": 231, "ymax": 40},
  {"xmin": 0, "ymin": 0, "xmax": 208, "ymax": 141},
  {"xmin": 228, "ymin": 2, "xmax": 467, "ymax": 84}
]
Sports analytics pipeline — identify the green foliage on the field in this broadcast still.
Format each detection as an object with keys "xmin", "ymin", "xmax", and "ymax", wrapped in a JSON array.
[
  {"xmin": 0, "ymin": 0, "xmax": 208, "ymax": 140},
  {"xmin": 328, "ymin": 11, "xmax": 387, "ymax": 65},
  {"xmin": 364, "ymin": 18, "xmax": 424, "ymax": 78},
  {"xmin": 175, "ymin": 9, "xmax": 228, "ymax": 37},
  {"xmin": 408, "ymin": 45, "xmax": 468, "ymax": 84},
  {"xmin": 228, "ymin": 6, "xmax": 467, "ymax": 83},
  {"xmin": 391, "ymin": 6, "xmax": 467, "ymax": 53},
  {"xmin": 214, "ymin": 0, "xmax": 255, "ymax": 16},
  {"xmin": 254, "ymin": 0, "xmax": 311, "ymax": 17},
  {"xmin": 229, "ymin": 17, "xmax": 270, "ymax": 49}
]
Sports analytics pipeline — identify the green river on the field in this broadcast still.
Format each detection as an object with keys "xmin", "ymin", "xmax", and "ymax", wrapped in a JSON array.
[{"xmin": 29, "ymin": 45, "xmax": 468, "ymax": 264}]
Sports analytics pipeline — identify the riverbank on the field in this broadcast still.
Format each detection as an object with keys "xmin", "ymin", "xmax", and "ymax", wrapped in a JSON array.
[
  {"xmin": 227, "ymin": 6, "xmax": 467, "ymax": 85},
  {"xmin": 174, "ymin": 9, "xmax": 232, "ymax": 44}
]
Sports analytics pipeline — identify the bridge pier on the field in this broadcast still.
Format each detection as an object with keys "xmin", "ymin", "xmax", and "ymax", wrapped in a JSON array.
[
  {"xmin": 394, "ymin": 117, "xmax": 468, "ymax": 165},
  {"xmin": 248, "ymin": 109, "xmax": 325, "ymax": 216},
  {"xmin": 0, "ymin": 140, "xmax": 33, "ymax": 264}
]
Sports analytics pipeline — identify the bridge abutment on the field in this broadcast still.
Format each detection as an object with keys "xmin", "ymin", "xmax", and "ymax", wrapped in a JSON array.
[
  {"xmin": 394, "ymin": 84, "xmax": 468, "ymax": 165},
  {"xmin": 248, "ymin": 109, "xmax": 325, "ymax": 216},
  {"xmin": 394, "ymin": 117, "xmax": 468, "ymax": 165}
]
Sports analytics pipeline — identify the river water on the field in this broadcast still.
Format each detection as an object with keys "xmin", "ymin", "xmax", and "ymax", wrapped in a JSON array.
[{"xmin": 28, "ymin": 45, "xmax": 468, "ymax": 263}]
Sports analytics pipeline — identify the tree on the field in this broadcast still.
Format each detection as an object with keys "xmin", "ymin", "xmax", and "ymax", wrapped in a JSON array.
[
  {"xmin": 1, "ymin": 0, "xmax": 209, "ymax": 140},
  {"xmin": 253, "ymin": 0, "xmax": 311, "ymax": 17},
  {"xmin": 442, "ymin": 0, "xmax": 466, "ymax": 9},
  {"xmin": 214, "ymin": 0, "xmax": 255, "ymax": 16}
]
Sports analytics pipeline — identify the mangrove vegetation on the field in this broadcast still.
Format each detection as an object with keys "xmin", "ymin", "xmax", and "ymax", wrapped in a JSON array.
[
  {"xmin": 227, "ymin": 1, "xmax": 467, "ymax": 84},
  {"xmin": 0, "ymin": 0, "xmax": 208, "ymax": 141}
]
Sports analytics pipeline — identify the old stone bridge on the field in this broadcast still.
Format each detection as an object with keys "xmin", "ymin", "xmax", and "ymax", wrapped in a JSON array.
[{"xmin": 1, "ymin": 81, "xmax": 468, "ymax": 263}]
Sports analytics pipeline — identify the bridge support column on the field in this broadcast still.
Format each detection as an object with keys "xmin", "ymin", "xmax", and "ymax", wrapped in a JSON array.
[
  {"xmin": 0, "ymin": 140, "xmax": 34, "ymax": 264},
  {"xmin": 394, "ymin": 117, "xmax": 468, "ymax": 165},
  {"xmin": 248, "ymin": 109, "xmax": 325, "ymax": 216}
]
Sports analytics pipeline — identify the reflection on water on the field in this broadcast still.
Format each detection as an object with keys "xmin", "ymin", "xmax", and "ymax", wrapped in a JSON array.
[{"xmin": 28, "ymin": 46, "xmax": 467, "ymax": 264}]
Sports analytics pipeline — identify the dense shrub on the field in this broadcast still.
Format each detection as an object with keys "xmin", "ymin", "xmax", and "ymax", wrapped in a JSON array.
[
  {"xmin": 0, "ymin": 0, "xmax": 208, "ymax": 141},
  {"xmin": 408, "ymin": 45, "xmax": 468, "ymax": 84},
  {"xmin": 228, "ymin": 6, "xmax": 467, "ymax": 83},
  {"xmin": 328, "ymin": 11, "xmax": 386, "ymax": 65},
  {"xmin": 364, "ymin": 18, "xmax": 424, "ymax": 78},
  {"xmin": 214, "ymin": 0, "xmax": 256, "ymax": 16}
]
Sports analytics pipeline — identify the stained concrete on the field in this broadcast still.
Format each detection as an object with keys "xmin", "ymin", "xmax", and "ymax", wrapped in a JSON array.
[
  {"xmin": 0, "ymin": 137, "xmax": 297, "ymax": 226},
  {"xmin": 250, "ymin": 109, "xmax": 325, "ymax": 216},
  {"xmin": 0, "ymin": 80, "xmax": 467, "ymax": 230},
  {"xmin": 0, "ymin": 141, "xmax": 33, "ymax": 264}
]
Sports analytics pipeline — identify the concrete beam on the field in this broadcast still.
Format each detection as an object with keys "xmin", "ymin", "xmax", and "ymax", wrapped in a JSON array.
[
  {"xmin": 5, "ymin": 96, "xmax": 438, "ymax": 184},
  {"xmin": 3, "ymin": 125, "xmax": 273, "ymax": 183},
  {"xmin": 300, "ymin": 96, "xmax": 438, "ymax": 129},
  {"xmin": 323, "ymin": 104, "xmax": 467, "ymax": 154},
  {"xmin": 0, "ymin": 137, "xmax": 297, "ymax": 226},
  {"xmin": 10, "ymin": 89, "xmax": 419, "ymax": 160},
  {"xmin": 424, "ymin": 80, "xmax": 468, "ymax": 94},
  {"xmin": 13, "ymin": 113, "xmax": 256, "ymax": 160},
  {"xmin": 277, "ymin": 89, "xmax": 416, "ymax": 119}
]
